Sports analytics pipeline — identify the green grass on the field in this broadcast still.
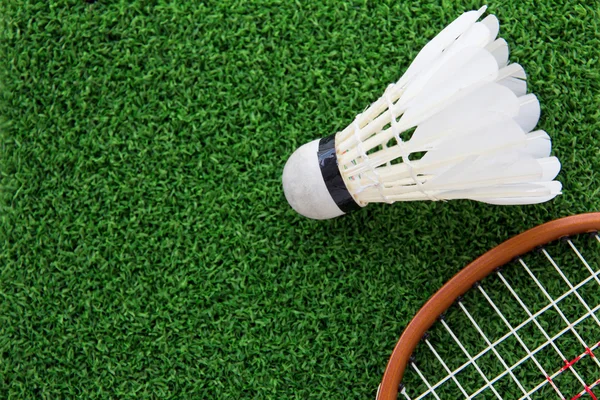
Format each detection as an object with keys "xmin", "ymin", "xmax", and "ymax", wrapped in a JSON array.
[{"xmin": 0, "ymin": 0, "xmax": 599, "ymax": 398}]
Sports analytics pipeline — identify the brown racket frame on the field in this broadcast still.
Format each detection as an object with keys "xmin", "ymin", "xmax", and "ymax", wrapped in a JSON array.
[{"xmin": 377, "ymin": 212, "xmax": 600, "ymax": 400}]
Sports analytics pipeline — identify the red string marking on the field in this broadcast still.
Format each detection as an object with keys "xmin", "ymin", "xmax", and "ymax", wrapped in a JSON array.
[
  {"xmin": 568, "ymin": 373, "xmax": 600, "ymax": 400},
  {"xmin": 560, "ymin": 341, "xmax": 600, "ymax": 372},
  {"xmin": 546, "ymin": 341, "xmax": 600, "ymax": 399},
  {"xmin": 562, "ymin": 355, "xmax": 583, "ymax": 372},
  {"xmin": 536, "ymin": 341, "xmax": 600, "ymax": 399},
  {"xmin": 545, "ymin": 375, "xmax": 561, "ymax": 395},
  {"xmin": 585, "ymin": 386, "xmax": 598, "ymax": 400},
  {"xmin": 585, "ymin": 347, "xmax": 596, "ymax": 358}
]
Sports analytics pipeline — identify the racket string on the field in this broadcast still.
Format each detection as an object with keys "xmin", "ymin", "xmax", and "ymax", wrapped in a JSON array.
[
  {"xmin": 423, "ymin": 338, "xmax": 471, "ymax": 398},
  {"xmin": 475, "ymin": 284, "xmax": 564, "ymax": 399},
  {"xmin": 543, "ymin": 246, "xmax": 600, "ymax": 333},
  {"xmin": 518, "ymin": 257, "xmax": 599, "ymax": 392},
  {"xmin": 542, "ymin": 245, "xmax": 600, "ymax": 376},
  {"xmin": 495, "ymin": 270, "xmax": 600, "ymax": 399},
  {"xmin": 410, "ymin": 363, "xmax": 442, "ymax": 400},
  {"xmin": 411, "ymin": 270, "xmax": 600, "ymax": 398},
  {"xmin": 457, "ymin": 300, "xmax": 531, "ymax": 398},
  {"xmin": 568, "ymin": 239, "xmax": 600, "ymax": 287},
  {"xmin": 404, "ymin": 236, "xmax": 600, "ymax": 399},
  {"xmin": 442, "ymin": 318, "xmax": 505, "ymax": 399}
]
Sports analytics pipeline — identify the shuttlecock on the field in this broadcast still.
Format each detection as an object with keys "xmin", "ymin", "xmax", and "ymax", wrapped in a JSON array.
[{"xmin": 282, "ymin": 6, "xmax": 561, "ymax": 220}]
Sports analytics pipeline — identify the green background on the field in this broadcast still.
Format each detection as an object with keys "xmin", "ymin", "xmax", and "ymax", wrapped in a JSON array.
[{"xmin": 0, "ymin": 0, "xmax": 599, "ymax": 398}]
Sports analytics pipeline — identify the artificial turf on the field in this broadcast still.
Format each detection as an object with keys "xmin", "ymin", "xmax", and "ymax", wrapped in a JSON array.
[{"xmin": 0, "ymin": 0, "xmax": 599, "ymax": 398}]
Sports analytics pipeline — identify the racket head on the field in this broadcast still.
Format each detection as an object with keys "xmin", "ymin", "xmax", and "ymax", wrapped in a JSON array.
[{"xmin": 377, "ymin": 213, "xmax": 600, "ymax": 400}]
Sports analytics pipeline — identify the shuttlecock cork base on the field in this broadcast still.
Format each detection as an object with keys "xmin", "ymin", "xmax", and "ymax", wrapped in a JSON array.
[
  {"xmin": 282, "ymin": 6, "xmax": 562, "ymax": 220},
  {"xmin": 282, "ymin": 135, "xmax": 362, "ymax": 220}
]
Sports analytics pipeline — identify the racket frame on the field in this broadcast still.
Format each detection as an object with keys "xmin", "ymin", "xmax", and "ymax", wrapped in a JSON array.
[{"xmin": 377, "ymin": 213, "xmax": 600, "ymax": 400}]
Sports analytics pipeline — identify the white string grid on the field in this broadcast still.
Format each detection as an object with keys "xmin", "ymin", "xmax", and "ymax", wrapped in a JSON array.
[{"xmin": 398, "ymin": 232, "xmax": 600, "ymax": 399}]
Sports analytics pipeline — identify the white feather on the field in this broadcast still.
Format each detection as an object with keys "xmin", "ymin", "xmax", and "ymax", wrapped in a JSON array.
[
  {"xmin": 524, "ymin": 130, "xmax": 551, "ymax": 158},
  {"xmin": 425, "ymin": 153, "xmax": 543, "ymax": 189},
  {"xmin": 343, "ymin": 86, "xmax": 521, "ymax": 174},
  {"xmin": 486, "ymin": 38, "xmax": 509, "ymax": 68},
  {"xmin": 515, "ymin": 94, "xmax": 541, "ymax": 132},
  {"xmin": 421, "ymin": 120, "xmax": 527, "ymax": 165},
  {"xmin": 400, "ymin": 48, "xmax": 500, "ymax": 127},
  {"xmin": 404, "ymin": 83, "xmax": 519, "ymax": 148},
  {"xmin": 497, "ymin": 64, "xmax": 527, "ymax": 96},
  {"xmin": 539, "ymin": 156, "xmax": 562, "ymax": 181},
  {"xmin": 451, "ymin": 22, "xmax": 492, "ymax": 51},
  {"xmin": 398, "ymin": 6, "xmax": 487, "ymax": 87},
  {"xmin": 481, "ymin": 15, "xmax": 500, "ymax": 41},
  {"xmin": 478, "ymin": 181, "xmax": 563, "ymax": 204},
  {"xmin": 332, "ymin": 8, "xmax": 561, "ymax": 208}
]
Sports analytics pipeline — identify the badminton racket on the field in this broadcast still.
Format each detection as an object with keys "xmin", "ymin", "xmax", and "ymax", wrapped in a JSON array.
[{"xmin": 377, "ymin": 212, "xmax": 600, "ymax": 399}]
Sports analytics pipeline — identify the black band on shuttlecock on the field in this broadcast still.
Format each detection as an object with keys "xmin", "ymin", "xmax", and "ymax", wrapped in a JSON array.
[{"xmin": 317, "ymin": 135, "xmax": 361, "ymax": 214}]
